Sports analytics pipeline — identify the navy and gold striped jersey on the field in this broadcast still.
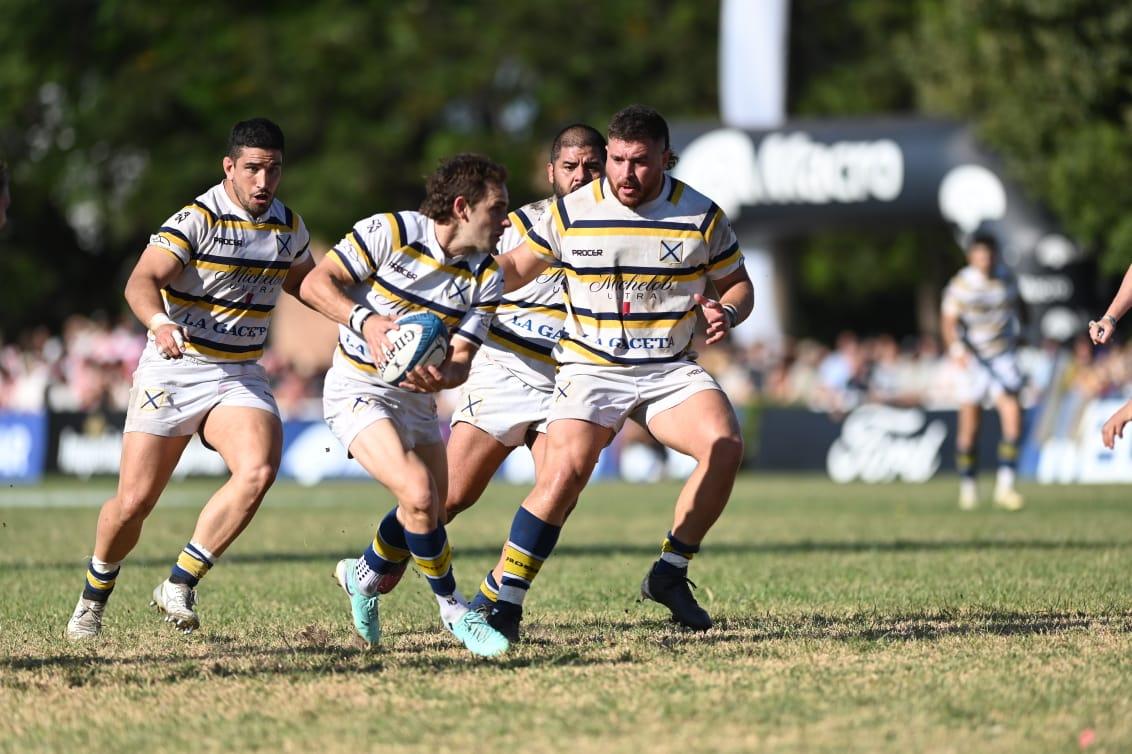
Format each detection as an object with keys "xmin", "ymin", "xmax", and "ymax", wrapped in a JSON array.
[
  {"xmin": 148, "ymin": 182, "xmax": 311, "ymax": 363},
  {"xmin": 942, "ymin": 265, "xmax": 1020, "ymax": 358},
  {"xmin": 327, "ymin": 210, "xmax": 503, "ymax": 386},
  {"xmin": 524, "ymin": 175, "xmax": 743, "ymax": 366},
  {"xmin": 480, "ymin": 198, "xmax": 566, "ymax": 386}
]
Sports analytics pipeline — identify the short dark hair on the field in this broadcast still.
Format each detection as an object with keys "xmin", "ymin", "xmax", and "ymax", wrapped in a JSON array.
[
  {"xmin": 227, "ymin": 118, "xmax": 285, "ymax": 159},
  {"xmin": 608, "ymin": 105, "xmax": 670, "ymax": 151},
  {"xmin": 967, "ymin": 230, "xmax": 1000, "ymax": 254},
  {"xmin": 550, "ymin": 124, "xmax": 606, "ymax": 163},
  {"xmin": 420, "ymin": 154, "xmax": 508, "ymax": 221},
  {"xmin": 608, "ymin": 105, "xmax": 677, "ymax": 168}
]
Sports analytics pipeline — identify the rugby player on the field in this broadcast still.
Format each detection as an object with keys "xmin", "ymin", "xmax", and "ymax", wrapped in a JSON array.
[
  {"xmin": 484, "ymin": 105, "xmax": 754, "ymax": 634},
  {"xmin": 300, "ymin": 154, "xmax": 512, "ymax": 657},
  {"xmin": 66, "ymin": 118, "xmax": 315, "ymax": 639},
  {"xmin": 941, "ymin": 231, "xmax": 1025, "ymax": 511}
]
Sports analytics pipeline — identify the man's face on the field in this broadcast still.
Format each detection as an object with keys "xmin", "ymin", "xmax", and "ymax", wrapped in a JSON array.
[
  {"xmin": 606, "ymin": 137, "xmax": 669, "ymax": 208},
  {"xmin": 968, "ymin": 243, "xmax": 994, "ymax": 274},
  {"xmin": 547, "ymin": 145, "xmax": 604, "ymax": 198},
  {"xmin": 223, "ymin": 147, "xmax": 283, "ymax": 217},
  {"xmin": 453, "ymin": 181, "xmax": 511, "ymax": 255}
]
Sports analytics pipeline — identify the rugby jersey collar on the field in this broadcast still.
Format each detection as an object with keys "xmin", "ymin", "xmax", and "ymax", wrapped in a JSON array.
[{"xmin": 425, "ymin": 216, "xmax": 449, "ymax": 261}]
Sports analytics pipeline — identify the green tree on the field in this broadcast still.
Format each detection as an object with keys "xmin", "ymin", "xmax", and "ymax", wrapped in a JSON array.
[{"xmin": 0, "ymin": 0, "xmax": 720, "ymax": 333}]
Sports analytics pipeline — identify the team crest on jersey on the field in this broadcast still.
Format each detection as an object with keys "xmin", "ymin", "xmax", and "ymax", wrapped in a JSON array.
[
  {"xmin": 659, "ymin": 240, "xmax": 684, "ymax": 264},
  {"xmin": 276, "ymin": 233, "xmax": 292, "ymax": 257},
  {"xmin": 447, "ymin": 279, "xmax": 470, "ymax": 305},
  {"xmin": 139, "ymin": 388, "xmax": 171, "ymax": 411}
]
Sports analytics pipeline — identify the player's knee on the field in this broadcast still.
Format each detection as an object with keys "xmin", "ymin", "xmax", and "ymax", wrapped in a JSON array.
[
  {"xmin": 707, "ymin": 432, "xmax": 744, "ymax": 471},
  {"xmin": 234, "ymin": 461, "xmax": 277, "ymax": 498},
  {"xmin": 114, "ymin": 490, "xmax": 159, "ymax": 523}
]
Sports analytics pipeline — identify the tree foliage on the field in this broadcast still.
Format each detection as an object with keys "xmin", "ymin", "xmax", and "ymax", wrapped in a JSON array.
[{"xmin": 0, "ymin": 0, "xmax": 719, "ymax": 332}]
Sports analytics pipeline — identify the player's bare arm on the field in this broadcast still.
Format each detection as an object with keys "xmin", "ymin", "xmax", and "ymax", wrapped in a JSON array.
[
  {"xmin": 1089, "ymin": 263, "xmax": 1132, "ymax": 344},
  {"xmin": 299, "ymin": 256, "xmax": 399, "ymax": 356},
  {"xmin": 496, "ymin": 241, "xmax": 549, "ymax": 293},
  {"xmin": 401, "ymin": 337, "xmax": 479, "ymax": 394},
  {"xmin": 940, "ymin": 311, "xmax": 969, "ymax": 366},
  {"xmin": 281, "ymin": 253, "xmax": 317, "ymax": 303},
  {"xmin": 696, "ymin": 266, "xmax": 754, "ymax": 346},
  {"xmin": 125, "ymin": 245, "xmax": 190, "ymax": 359}
]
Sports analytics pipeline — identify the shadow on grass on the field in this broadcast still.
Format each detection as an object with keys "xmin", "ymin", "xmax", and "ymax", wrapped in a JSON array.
[
  {"xmin": 14, "ymin": 538, "xmax": 1132, "ymax": 572},
  {"xmin": 7, "ymin": 609, "xmax": 1128, "ymax": 685}
]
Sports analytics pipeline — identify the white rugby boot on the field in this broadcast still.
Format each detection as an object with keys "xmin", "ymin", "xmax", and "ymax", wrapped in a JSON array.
[
  {"xmin": 66, "ymin": 597, "xmax": 106, "ymax": 640},
  {"xmin": 150, "ymin": 579, "xmax": 200, "ymax": 632}
]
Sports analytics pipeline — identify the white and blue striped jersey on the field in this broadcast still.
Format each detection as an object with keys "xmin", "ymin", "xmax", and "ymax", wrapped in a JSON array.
[
  {"xmin": 525, "ymin": 175, "xmax": 743, "ymax": 366},
  {"xmin": 479, "ymin": 198, "xmax": 566, "ymax": 388},
  {"xmin": 942, "ymin": 265, "xmax": 1020, "ymax": 358},
  {"xmin": 327, "ymin": 210, "xmax": 503, "ymax": 386},
  {"xmin": 148, "ymin": 182, "xmax": 311, "ymax": 363}
]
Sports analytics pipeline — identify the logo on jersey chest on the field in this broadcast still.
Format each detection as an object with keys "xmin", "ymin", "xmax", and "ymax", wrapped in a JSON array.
[
  {"xmin": 276, "ymin": 233, "xmax": 292, "ymax": 257},
  {"xmin": 659, "ymin": 240, "xmax": 683, "ymax": 264},
  {"xmin": 447, "ymin": 279, "xmax": 470, "ymax": 305}
]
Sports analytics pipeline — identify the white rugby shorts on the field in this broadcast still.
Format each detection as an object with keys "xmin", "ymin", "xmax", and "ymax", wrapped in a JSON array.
[
  {"xmin": 548, "ymin": 359, "xmax": 723, "ymax": 432},
  {"xmin": 451, "ymin": 354, "xmax": 551, "ymax": 447},
  {"xmin": 123, "ymin": 344, "xmax": 278, "ymax": 438},
  {"xmin": 959, "ymin": 350, "xmax": 1023, "ymax": 404},
  {"xmin": 323, "ymin": 366, "xmax": 441, "ymax": 453}
]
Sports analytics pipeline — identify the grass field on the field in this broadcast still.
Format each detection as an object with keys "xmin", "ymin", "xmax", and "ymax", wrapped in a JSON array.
[{"xmin": 1, "ymin": 475, "xmax": 1130, "ymax": 753}]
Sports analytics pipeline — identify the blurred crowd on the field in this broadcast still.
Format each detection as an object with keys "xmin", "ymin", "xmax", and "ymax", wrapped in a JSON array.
[{"xmin": 0, "ymin": 315, "xmax": 1126, "ymax": 421}]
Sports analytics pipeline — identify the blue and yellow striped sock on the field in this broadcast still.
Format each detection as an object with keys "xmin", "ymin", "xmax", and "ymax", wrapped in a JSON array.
[
  {"xmin": 469, "ymin": 570, "xmax": 500, "ymax": 611},
  {"xmin": 655, "ymin": 531, "xmax": 700, "ymax": 576},
  {"xmin": 956, "ymin": 447, "xmax": 977, "ymax": 480},
  {"xmin": 997, "ymin": 439, "xmax": 1019, "ymax": 470},
  {"xmin": 497, "ymin": 507, "xmax": 561, "ymax": 608},
  {"xmin": 82, "ymin": 557, "xmax": 121, "ymax": 603},
  {"xmin": 357, "ymin": 506, "xmax": 412, "ymax": 594},
  {"xmin": 169, "ymin": 541, "xmax": 215, "ymax": 587},
  {"xmin": 404, "ymin": 526, "xmax": 457, "ymax": 597}
]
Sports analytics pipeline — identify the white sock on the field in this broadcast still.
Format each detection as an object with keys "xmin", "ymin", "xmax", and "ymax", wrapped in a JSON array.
[
  {"xmin": 996, "ymin": 467, "xmax": 1015, "ymax": 491},
  {"xmin": 660, "ymin": 551, "xmax": 691, "ymax": 569},
  {"xmin": 437, "ymin": 590, "xmax": 469, "ymax": 626},
  {"xmin": 90, "ymin": 556, "xmax": 121, "ymax": 574},
  {"xmin": 960, "ymin": 478, "xmax": 977, "ymax": 498}
]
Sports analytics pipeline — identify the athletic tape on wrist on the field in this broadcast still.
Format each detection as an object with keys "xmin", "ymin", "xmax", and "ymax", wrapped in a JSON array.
[{"xmin": 349, "ymin": 305, "xmax": 373, "ymax": 335}]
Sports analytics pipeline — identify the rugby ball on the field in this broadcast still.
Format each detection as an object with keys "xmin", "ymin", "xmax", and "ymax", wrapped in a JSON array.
[{"xmin": 380, "ymin": 312, "xmax": 449, "ymax": 386}]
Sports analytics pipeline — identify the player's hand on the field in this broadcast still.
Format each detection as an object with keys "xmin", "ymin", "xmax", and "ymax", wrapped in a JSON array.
[
  {"xmin": 695, "ymin": 293, "xmax": 730, "ymax": 345},
  {"xmin": 1089, "ymin": 315, "xmax": 1117, "ymax": 345},
  {"xmin": 400, "ymin": 364, "xmax": 446, "ymax": 393},
  {"xmin": 1102, "ymin": 404, "xmax": 1132, "ymax": 449},
  {"xmin": 948, "ymin": 342, "xmax": 969, "ymax": 369},
  {"xmin": 361, "ymin": 315, "xmax": 399, "ymax": 367},
  {"xmin": 154, "ymin": 324, "xmax": 188, "ymax": 360}
]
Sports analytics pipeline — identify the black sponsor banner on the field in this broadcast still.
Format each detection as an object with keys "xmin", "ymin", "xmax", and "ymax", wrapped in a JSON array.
[{"xmin": 751, "ymin": 405, "xmax": 1002, "ymax": 479}]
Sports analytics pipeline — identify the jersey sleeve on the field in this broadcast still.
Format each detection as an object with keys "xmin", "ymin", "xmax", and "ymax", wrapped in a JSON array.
[
  {"xmin": 148, "ymin": 202, "xmax": 212, "ymax": 265},
  {"xmin": 292, "ymin": 213, "xmax": 312, "ymax": 262},
  {"xmin": 704, "ymin": 207, "xmax": 744, "ymax": 280},
  {"xmin": 452, "ymin": 256, "xmax": 503, "ymax": 347},
  {"xmin": 524, "ymin": 199, "xmax": 565, "ymax": 265},
  {"xmin": 328, "ymin": 213, "xmax": 394, "ymax": 284},
  {"xmin": 941, "ymin": 279, "xmax": 961, "ymax": 317}
]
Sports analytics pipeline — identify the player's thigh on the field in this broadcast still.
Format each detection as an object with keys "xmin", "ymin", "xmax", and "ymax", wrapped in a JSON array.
[
  {"xmin": 202, "ymin": 405, "xmax": 283, "ymax": 473},
  {"xmin": 447, "ymin": 421, "xmax": 513, "ymax": 508},
  {"xmin": 349, "ymin": 418, "xmax": 433, "ymax": 503},
  {"xmin": 646, "ymin": 388, "xmax": 741, "ymax": 461},
  {"xmin": 414, "ymin": 440, "xmax": 449, "ymax": 508},
  {"xmin": 540, "ymin": 418, "xmax": 611, "ymax": 489},
  {"xmin": 117, "ymin": 431, "xmax": 193, "ymax": 503}
]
